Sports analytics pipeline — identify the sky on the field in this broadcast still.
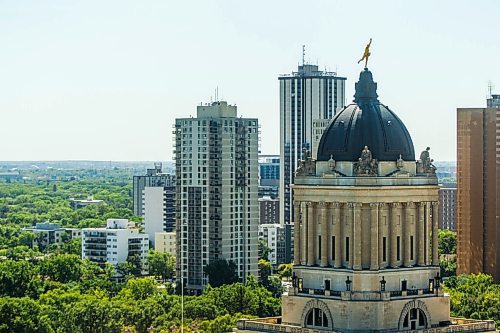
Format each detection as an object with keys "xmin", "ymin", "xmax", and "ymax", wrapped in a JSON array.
[{"xmin": 0, "ymin": 0, "xmax": 499, "ymax": 161}]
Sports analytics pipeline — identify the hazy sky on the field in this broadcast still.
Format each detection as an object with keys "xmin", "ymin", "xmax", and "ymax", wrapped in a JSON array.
[{"xmin": 1, "ymin": 0, "xmax": 498, "ymax": 161}]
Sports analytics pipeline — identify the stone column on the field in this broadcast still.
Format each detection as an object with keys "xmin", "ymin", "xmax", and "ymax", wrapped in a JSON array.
[
  {"xmin": 425, "ymin": 202, "xmax": 432, "ymax": 266},
  {"xmin": 293, "ymin": 201, "xmax": 301, "ymax": 265},
  {"xmin": 417, "ymin": 202, "xmax": 425, "ymax": 266},
  {"xmin": 346, "ymin": 203, "xmax": 353, "ymax": 269},
  {"xmin": 353, "ymin": 203, "xmax": 362, "ymax": 270},
  {"xmin": 301, "ymin": 202, "xmax": 308, "ymax": 265},
  {"xmin": 320, "ymin": 202, "xmax": 329, "ymax": 267},
  {"xmin": 403, "ymin": 202, "xmax": 413, "ymax": 267},
  {"xmin": 378, "ymin": 203, "xmax": 387, "ymax": 268},
  {"xmin": 333, "ymin": 202, "xmax": 342, "ymax": 268},
  {"xmin": 307, "ymin": 202, "xmax": 315, "ymax": 266},
  {"xmin": 432, "ymin": 202, "xmax": 439, "ymax": 266},
  {"xmin": 370, "ymin": 203, "xmax": 379, "ymax": 270},
  {"xmin": 390, "ymin": 203, "xmax": 400, "ymax": 268}
]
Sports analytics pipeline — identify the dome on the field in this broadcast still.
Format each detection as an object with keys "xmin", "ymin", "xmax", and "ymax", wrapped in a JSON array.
[{"xmin": 316, "ymin": 69, "xmax": 415, "ymax": 162}]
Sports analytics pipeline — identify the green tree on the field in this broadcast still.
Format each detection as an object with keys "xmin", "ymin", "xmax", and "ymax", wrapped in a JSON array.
[
  {"xmin": 278, "ymin": 263, "xmax": 292, "ymax": 281},
  {"xmin": 258, "ymin": 239, "xmax": 272, "ymax": 261},
  {"xmin": 0, "ymin": 297, "xmax": 52, "ymax": 333},
  {"xmin": 39, "ymin": 254, "xmax": 83, "ymax": 283},
  {"xmin": 258, "ymin": 259, "xmax": 272, "ymax": 284},
  {"xmin": 443, "ymin": 273, "xmax": 500, "ymax": 328},
  {"xmin": 146, "ymin": 250, "xmax": 175, "ymax": 282},
  {"xmin": 438, "ymin": 229, "xmax": 457, "ymax": 255},
  {"xmin": 204, "ymin": 259, "xmax": 239, "ymax": 287}
]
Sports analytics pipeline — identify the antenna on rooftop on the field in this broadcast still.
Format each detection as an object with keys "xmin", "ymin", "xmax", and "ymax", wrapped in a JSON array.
[
  {"xmin": 488, "ymin": 81, "xmax": 493, "ymax": 98},
  {"xmin": 302, "ymin": 45, "xmax": 306, "ymax": 66}
]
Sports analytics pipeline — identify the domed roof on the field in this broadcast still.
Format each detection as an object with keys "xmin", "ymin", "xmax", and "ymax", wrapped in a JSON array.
[{"xmin": 316, "ymin": 69, "xmax": 415, "ymax": 162}]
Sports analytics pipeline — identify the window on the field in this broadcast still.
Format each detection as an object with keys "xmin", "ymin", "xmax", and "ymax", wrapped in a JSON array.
[
  {"xmin": 332, "ymin": 236, "xmax": 335, "ymax": 261},
  {"xmin": 345, "ymin": 237, "xmax": 350, "ymax": 262},
  {"xmin": 318, "ymin": 236, "xmax": 322, "ymax": 258},
  {"xmin": 397, "ymin": 236, "xmax": 401, "ymax": 261},
  {"xmin": 305, "ymin": 308, "xmax": 329, "ymax": 328},
  {"xmin": 410, "ymin": 236, "xmax": 414, "ymax": 260},
  {"xmin": 383, "ymin": 237, "xmax": 387, "ymax": 262}
]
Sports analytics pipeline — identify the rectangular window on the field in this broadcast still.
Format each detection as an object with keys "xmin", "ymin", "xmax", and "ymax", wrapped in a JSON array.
[
  {"xmin": 397, "ymin": 236, "xmax": 401, "ymax": 261},
  {"xmin": 332, "ymin": 236, "xmax": 336, "ymax": 261},
  {"xmin": 383, "ymin": 237, "xmax": 387, "ymax": 262},
  {"xmin": 318, "ymin": 236, "xmax": 322, "ymax": 258},
  {"xmin": 345, "ymin": 237, "xmax": 350, "ymax": 262},
  {"xmin": 410, "ymin": 236, "xmax": 414, "ymax": 260}
]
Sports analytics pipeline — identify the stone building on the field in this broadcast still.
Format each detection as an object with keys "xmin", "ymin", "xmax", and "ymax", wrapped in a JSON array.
[{"xmin": 237, "ymin": 69, "xmax": 496, "ymax": 332}]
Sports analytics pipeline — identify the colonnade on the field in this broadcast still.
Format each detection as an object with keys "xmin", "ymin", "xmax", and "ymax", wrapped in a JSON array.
[{"xmin": 293, "ymin": 201, "xmax": 439, "ymax": 270}]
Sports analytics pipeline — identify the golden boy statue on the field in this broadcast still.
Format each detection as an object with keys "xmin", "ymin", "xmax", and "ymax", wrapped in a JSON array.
[{"xmin": 357, "ymin": 38, "xmax": 372, "ymax": 68}]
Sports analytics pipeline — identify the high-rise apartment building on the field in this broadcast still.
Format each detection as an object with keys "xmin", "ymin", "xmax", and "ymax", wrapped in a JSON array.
[
  {"xmin": 133, "ymin": 164, "xmax": 175, "ymax": 236},
  {"xmin": 438, "ymin": 185, "xmax": 456, "ymax": 231},
  {"xmin": 174, "ymin": 101, "xmax": 259, "ymax": 291},
  {"xmin": 142, "ymin": 186, "xmax": 175, "ymax": 246},
  {"xmin": 259, "ymin": 196, "xmax": 279, "ymax": 225},
  {"xmin": 487, "ymin": 94, "xmax": 500, "ymax": 108},
  {"xmin": 279, "ymin": 64, "xmax": 346, "ymax": 225},
  {"xmin": 133, "ymin": 163, "xmax": 175, "ymax": 215},
  {"xmin": 457, "ymin": 105, "xmax": 500, "ymax": 282},
  {"xmin": 258, "ymin": 223, "xmax": 292, "ymax": 269}
]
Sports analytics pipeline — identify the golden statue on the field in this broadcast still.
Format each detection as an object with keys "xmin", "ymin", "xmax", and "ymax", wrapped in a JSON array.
[{"xmin": 357, "ymin": 38, "xmax": 372, "ymax": 68}]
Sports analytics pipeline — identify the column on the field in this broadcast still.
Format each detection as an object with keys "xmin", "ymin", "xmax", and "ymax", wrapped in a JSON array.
[
  {"xmin": 390, "ymin": 203, "xmax": 400, "ymax": 268},
  {"xmin": 293, "ymin": 202, "xmax": 301, "ymax": 265},
  {"xmin": 346, "ymin": 203, "xmax": 353, "ymax": 269},
  {"xmin": 425, "ymin": 202, "xmax": 432, "ymax": 265},
  {"xmin": 417, "ymin": 202, "xmax": 425, "ymax": 266},
  {"xmin": 370, "ymin": 203, "xmax": 379, "ymax": 270},
  {"xmin": 432, "ymin": 202, "xmax": 439, "ymax": 266},
  {"xmin": 333, "ymin": 202, "xmax": 342, "ymax": 268},
  {"xmin": 320, "ymin": 202, "xmax": 329, "ymax": 267},
  {"xmin": 301, "ymin": 202, "xmax": 307, "ymax": 265},
  {"xmin": 378, "ymin": 203, "xmax": 387, "ymax": 268},
  {"xmin": 403, "ymin": 202, "xmax": 412, "ymax": 267},
  {"xmin": 307, "ymin": 202, "xmax": 315, "ymax": 266},
  {"xmin": 353, "ymin": 203, "xmax": 362, "ymax": 270}
]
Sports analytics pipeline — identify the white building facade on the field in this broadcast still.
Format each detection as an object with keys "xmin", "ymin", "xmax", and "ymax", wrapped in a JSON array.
[
  {"xmin": 279, "ymin": 64, "xmax": 346, "ymax": 226},
  {"xmin": 174, "ymin": 101, "xmax": 259, "ymax": 291},
  {"xmin": 155, "ymin": 231, "xmax": 177, "ymax": 257},
  {"xmin": 82, "ymin": 219, "xmax": 149, "ymax": 272}
]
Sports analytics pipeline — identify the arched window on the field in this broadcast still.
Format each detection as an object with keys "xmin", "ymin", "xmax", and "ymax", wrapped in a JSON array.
[
  {"xmin": 402, "ymin": 308, "xmax": 427, "ymax": 330},
  {"xmin": 305, "ymin": 308, "xmax": 329, "ymax": 328}
]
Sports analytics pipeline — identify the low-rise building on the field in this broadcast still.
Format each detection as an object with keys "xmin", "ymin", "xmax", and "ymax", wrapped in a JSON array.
[
  {"xmin": 23, "ymin": 222, "xmax": 81, "ymax": 251},
  {"xmin": 70, "ymin": 196, "xmax": 104, "ymax": 209},
  {"xmin": 155, "ymin": 231, "xmax": 176, "ymax": 257},
  {"xmin": 82, "ymin": 219, "xmax": 149, "ymax": 272}
]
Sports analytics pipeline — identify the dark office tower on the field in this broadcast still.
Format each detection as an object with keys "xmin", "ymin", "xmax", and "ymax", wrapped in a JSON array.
[{"xmin": 279, "ymin": 64, "xmax": 346, "ymax": 225}]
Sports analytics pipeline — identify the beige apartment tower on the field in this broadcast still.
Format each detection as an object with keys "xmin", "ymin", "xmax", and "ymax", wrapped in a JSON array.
[
  {"xmin": 457, "ymin": 107, "xmax": 500, "ymax": 283},
  {"xmin": 174, "ymin": 101, "xmax": 259, "ymax": 292},
  {"xmin": 237, "ymin": 69, "xmax": 496, "ymax": 332}
]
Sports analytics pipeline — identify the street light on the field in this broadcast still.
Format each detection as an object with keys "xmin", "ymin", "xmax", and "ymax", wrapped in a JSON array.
[
  {"xmin": 380, "ymin": 276, "xmax": 386, "ymax": 292},
  {"xmin": 345, "ymin": 276, "xmax": 352, "ymax": 291}
]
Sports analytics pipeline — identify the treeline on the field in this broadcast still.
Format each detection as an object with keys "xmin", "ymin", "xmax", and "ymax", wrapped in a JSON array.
[
  {"xmin": 0, "ymin": 176, "xmax": 139, "ymax": 256},
  {"xmin": 443, "ymin": 273, "xmax": 500, "ymax": 328},
  {"xmin": 0, "ymin": 254, "xmax": 280, "ymax": 333}
]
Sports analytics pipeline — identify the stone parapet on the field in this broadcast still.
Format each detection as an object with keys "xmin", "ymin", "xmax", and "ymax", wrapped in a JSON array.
[{"xmin": 236, "ymin": 317, "xmax": 497, "ymax": 333}]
